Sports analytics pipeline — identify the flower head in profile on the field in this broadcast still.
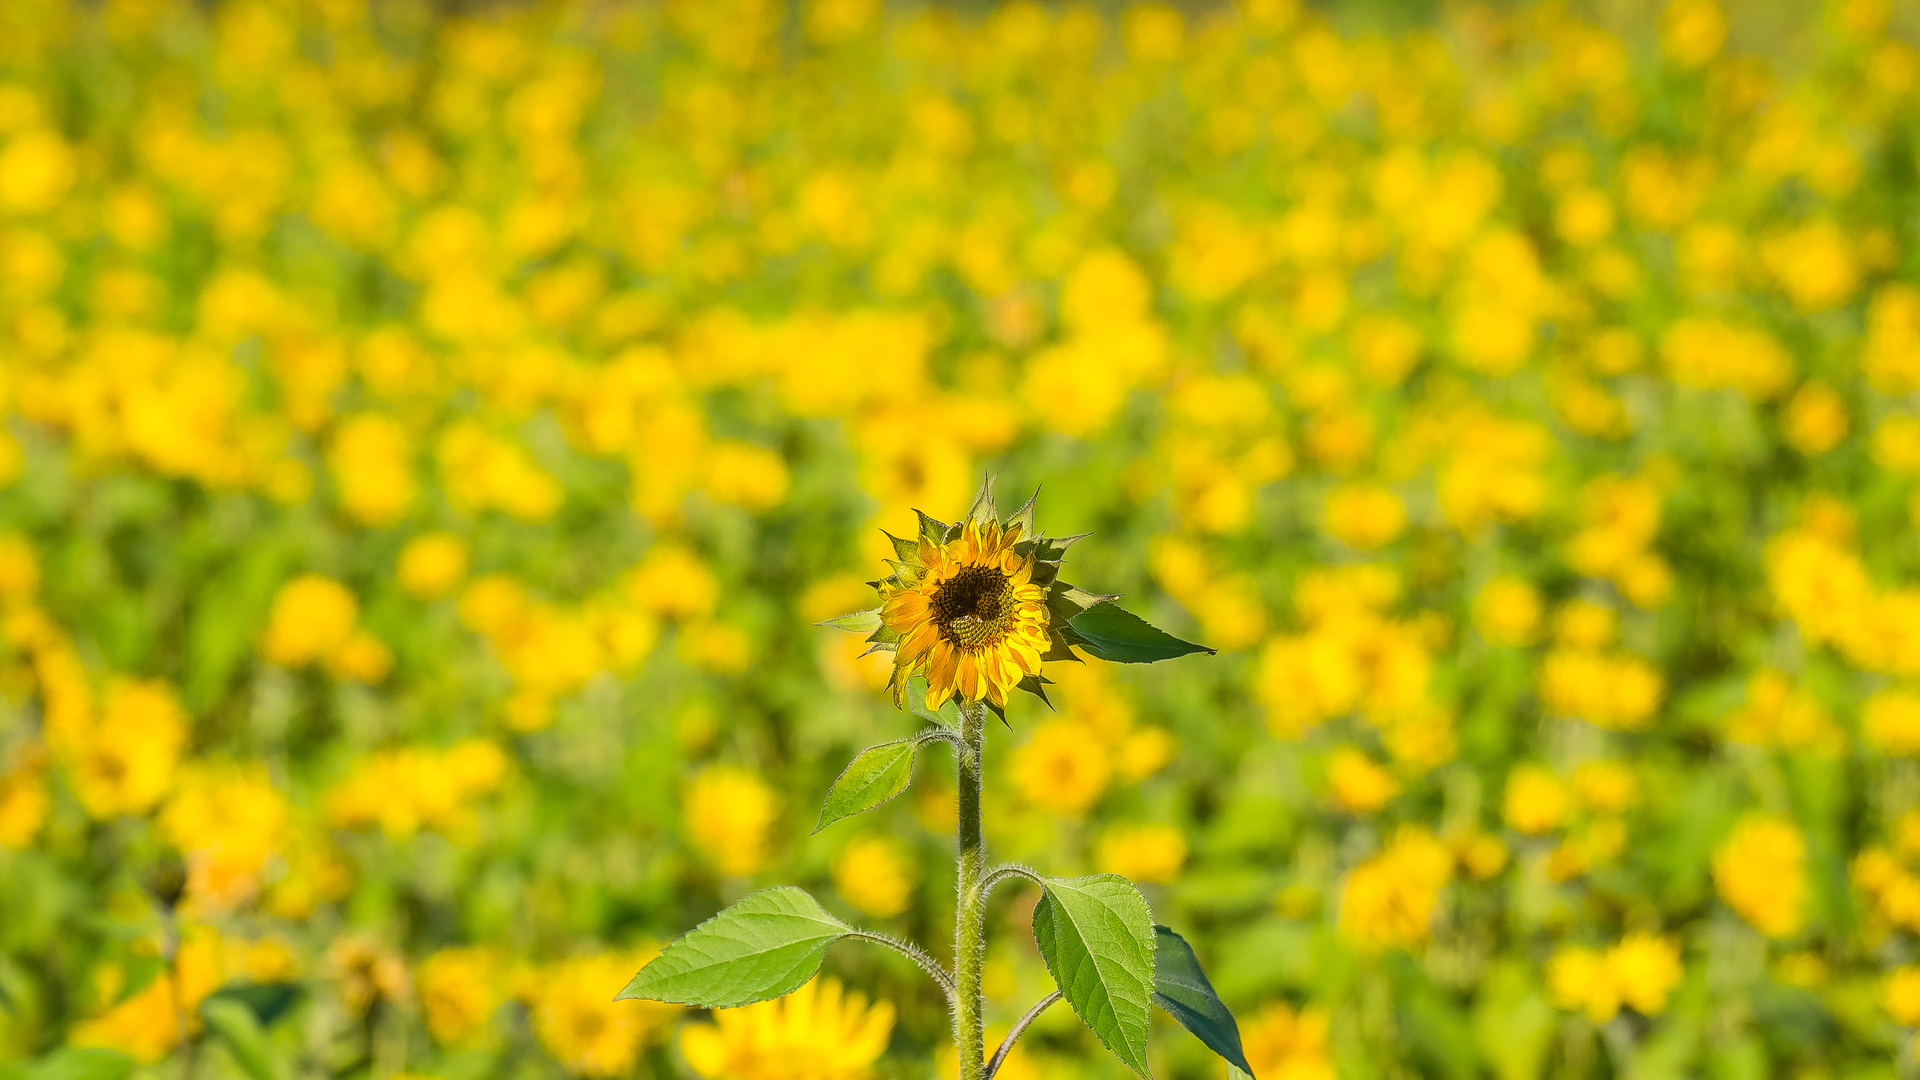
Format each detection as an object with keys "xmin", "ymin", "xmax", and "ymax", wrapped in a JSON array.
[{"xmin": 825, "ymin": 477, "xmax": 1204, "ymax": 716}]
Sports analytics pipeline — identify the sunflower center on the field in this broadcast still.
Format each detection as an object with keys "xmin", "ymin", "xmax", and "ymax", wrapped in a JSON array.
[{"xmin": 930, "ymin": 564, "xmax": 1015, "ymax": 649}]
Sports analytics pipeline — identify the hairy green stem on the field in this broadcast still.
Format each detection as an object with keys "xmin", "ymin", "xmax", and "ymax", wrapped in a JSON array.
[{"xmin": 954, "ymin": 700, "xmax": 988, "ymax": 1080}]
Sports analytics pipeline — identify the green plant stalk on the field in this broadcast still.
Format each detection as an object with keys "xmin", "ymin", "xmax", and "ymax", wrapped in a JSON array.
[{"xmin": 953, "ymin": 700, "xmax": 988, "ymax": 1080}]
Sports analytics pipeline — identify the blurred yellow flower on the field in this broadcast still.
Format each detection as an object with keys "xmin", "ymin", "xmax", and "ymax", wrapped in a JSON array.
[
  {"xmin": 398, "ymin": 531, "xmax": 470, "ymax": 599},
  {"xmin": 329, "ymin": 412, "xmax": 417, "ymax": 526},
  {"xmin": 1887, "ymin": 966, "xmax": 1920, "ymax": 1026},
  {"xmin": 1240, "ymin": 1000, "xmax": 1335, "ymax": 1080},
  {"xmin": 681, "ymin": 977, "xmax": 892, "ymax": 1080},
  {"xmin": 1502, "ymin": 765, "xmax": 1569, "ymax": 835},
  {"xmin": 1713, "ymin": 814, "xmax": 1806, "ymax": 938},
  {"xmin": 262, "ymin": 574, "xmax": 359, "ymax": 667},
  {"xmin": 1339, "ymin": 827, "xmax": 1451, "ymax": 951},
  {"xmin": 1323, "ymin": 483, "xmax": 1405, "ymax": 550},
  {"xmin": 1011, "ymin": 720, "xmax": 1111, "ymax": 816},
  {"xmin": 417, "ymin": 947, "xmax": 500, "ymax": 1045},
  {"xmin": 685, "ymin": 766, "xmax": 780, "ymax": 877},
  {"xmin": 1473, "ymin": 576, "xmax": 1541, "ymax": 647},
  {"xmin": 1094, "ymin": 823, "xmax": 1188, "ymax": 884},
  {"xmin": 833, "ymin": 834, "xmax": 917, "ymax": 918},
  {"xmin": 1549, "ymin": 933, "xmax": 1682, "ymax": 1022},
  {"xmin": 1327, "ymin": 747, "xmax": 1398, "ymax": 814}
]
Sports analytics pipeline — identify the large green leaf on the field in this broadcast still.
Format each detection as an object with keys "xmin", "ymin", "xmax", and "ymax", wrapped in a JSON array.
[
  {"xmin": 1067, "ymin": 604, "xmax": 1213, "ymax": 664},
  {"xmin": 816, "ymin": 739, "xmax": 918, "ymax": 832},
  {"xmin": 200, "ymin": 997, "xmax": 280, "ymax": 1080},
  {"xmin": 1032, "ymin": 875, "xmax": 1157, "ymax": 1077},
  {"xmin": 617, "ymin": 887, "xmax": 850, "ymax": 1008},
  {"xmin": 1151, "ymin": 926, "xmax": 1252, "ymax": 1076}
]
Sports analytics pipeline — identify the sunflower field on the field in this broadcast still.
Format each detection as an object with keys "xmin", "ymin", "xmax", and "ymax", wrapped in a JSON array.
[{"xmin": 3, "ymin": 0, "xmax": 1920, "ymax": 1076}]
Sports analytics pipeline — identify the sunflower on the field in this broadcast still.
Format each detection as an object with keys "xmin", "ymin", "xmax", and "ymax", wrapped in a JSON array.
[
  {"xmin": 824, "ymin": 477, "xmax": 1127, "ymax": 714},
  {"xmin": 823, "ymin": 477, "xmax": 1210, "ymax": 716},
  {"xmin": 879, "ymin": 510, "xmax": 1049, "ymax": 710}
]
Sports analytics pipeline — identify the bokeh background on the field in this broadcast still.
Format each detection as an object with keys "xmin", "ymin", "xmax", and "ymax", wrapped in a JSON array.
[{"xmin": 3, "ymin": 0, "xmax": 1920, "ymax": 1077}]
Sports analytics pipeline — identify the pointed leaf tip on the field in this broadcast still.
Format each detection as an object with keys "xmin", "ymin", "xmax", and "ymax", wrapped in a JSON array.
[
  {"xmin": 1152, "ymin": 926, "xmax": 1253, "ymax": 1077},
  {"xmin": 1067, "ymin": 603, "xmax": 1213, "ymax": 664}
]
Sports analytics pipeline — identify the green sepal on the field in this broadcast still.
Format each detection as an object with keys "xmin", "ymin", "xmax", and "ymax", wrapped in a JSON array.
[
  {"xmin": 1005, "ymin": 487, "xmax": 1040, "ymax": 539},
  {"xmin": 617, "ymin": 887, "xmax": 850, "ymax": 1008},
  {"xmin": 915, "ymin": 510, "xmax": 950, "ymax": 546},
  {"xmin": 818, "ymin": 608, "xmax": 881, "ymax": 633},
  {"xmin": 1067, "ymin": 603, "xmax": 1214, "ymax": 664},
  {"xmin": 883, "ymin": 531, "xmax": 921, "ymax": 563},
  {"xmin": 964, "ymin": 473, "xmax": 997, "ymax": 527},
  {"xmin": 1151, "ymin": 926, "xmax": 1253, "ymax": 1077},
  {"xmin": 1016, "ymin": 674, "xmax": 1054, "ymax": 708}
]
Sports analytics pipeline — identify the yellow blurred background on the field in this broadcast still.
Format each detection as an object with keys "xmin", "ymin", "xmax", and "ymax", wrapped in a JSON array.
[{"xmin": 1, "ymin": 0, "xmax": 1920, "ymax": 1078}]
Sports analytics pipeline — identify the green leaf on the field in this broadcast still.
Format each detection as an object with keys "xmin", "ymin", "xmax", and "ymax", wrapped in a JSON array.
[
  {"xmin": 1067, "ymin": 603, "xmax": 1214, "ymax": 664},
  {"xmin": 1033, "ymin": 875, "xmax": 1157, "ymax": 1078},
  {"xmin": 20, "ymin": 1049, "xmax": 134, "ymax": 1080},
  {"xmin": 817, "ymin": 608, "xmax": 881, "ymax": 633},
  {"xmin": 200, "ymin": 998, "xmax": 280, "ymax": 1080},
  {"xmin": 1151, "ymin": 926, "xmax": 1252, "ymax": 1077},
  {"xmin": 816, "ymin": 739, "xmax": 918, "ymax": 832},
  {"xmin": 617, "ymin": 886, "xmax": 850, "ymax": 1008}
]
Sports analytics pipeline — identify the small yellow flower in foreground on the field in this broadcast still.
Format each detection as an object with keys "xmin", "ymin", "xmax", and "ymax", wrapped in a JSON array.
[
  {"xmin": 684, "ymin": 766, "xmax": 780, "ymax": 877},
  {"xmin": 1887, "ymin": 966, "xmax": 1920, "ymax": 1026},
  {"xmin": 1713, "ymin": 814, "xmax": 1806, "ymax": 937},
  {"xmin": 833, "ymin": 834, "xmax": 917, "ymax": 918},
  {"xmin": 398, "ymin": 531, "xmax": 469, "ymax": 598},
  {"xmin": 1240, "ymin": 1001, "xmax": 1336, "ymax": 1080},
  {"xmin": 530, "ymin": 951, "xmax": 677, "ymax": 1077},
  {"xmin": 1095, "ymin": 823, "xmax": 1188, "ymax": 884},
  {"xmin": 1502, "ymin": 764, "xmax": 1569, "ymax": 835},
  {"xmin": 681, "ymin": 977, "xmax": 893, "ymax": 1080}
]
